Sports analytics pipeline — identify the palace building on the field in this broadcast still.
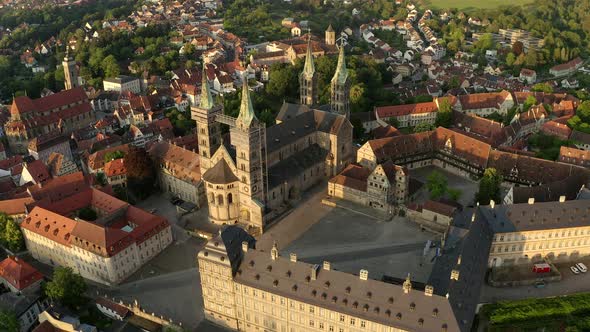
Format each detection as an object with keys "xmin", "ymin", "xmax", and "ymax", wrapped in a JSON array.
[
  {"xmin": 198, "ymin": 220, "xmax": 490, "ymax": 332},
  {"xmin": 193, "ymin": 44, "xmax": 353, "ymax": 233}
]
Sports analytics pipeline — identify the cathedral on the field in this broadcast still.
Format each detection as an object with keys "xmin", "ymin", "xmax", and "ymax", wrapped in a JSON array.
[{"xmin": 194, "ymin": 37, "xmax": 353, "ymax": 233}]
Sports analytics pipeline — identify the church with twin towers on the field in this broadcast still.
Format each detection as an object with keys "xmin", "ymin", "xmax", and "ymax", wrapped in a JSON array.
[{"xmin": 192, "ymin": 33, "xmax": 353, "ymax": 233}]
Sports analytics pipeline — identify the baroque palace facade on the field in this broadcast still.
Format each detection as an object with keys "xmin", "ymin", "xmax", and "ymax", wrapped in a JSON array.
[{"xmin": 193, "ymin": 39, "xmax": 353, "ymax": 232}]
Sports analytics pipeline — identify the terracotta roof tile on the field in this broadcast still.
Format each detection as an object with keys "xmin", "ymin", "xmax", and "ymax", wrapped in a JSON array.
[{"xmin": 0, "ymin": 256, "xmax": 43, "ymax": 290}]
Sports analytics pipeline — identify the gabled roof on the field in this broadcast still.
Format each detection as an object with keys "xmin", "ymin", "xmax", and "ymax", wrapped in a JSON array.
[
  {"xmin": 202, "ymin": 158, "xmax": 238, "ymax": 184},
  {"xmin": 0, "ymin": 256, "xmax": 43, "ymax": 290}
]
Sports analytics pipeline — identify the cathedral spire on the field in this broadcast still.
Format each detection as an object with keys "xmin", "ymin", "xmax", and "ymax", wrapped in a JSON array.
[
  {"xmin": 303, "ymin": 32, "xmax": 315, "ymax": 78},
  {"xmin": 332, "ymin": 42, "xmax": 348, "ymax": 85},
  {"xmin": 236, "ymin": 77, "xmax": 257, "ymax": 128},
  {"xmin": 200, "ymin": 65, "xmax": 214, "ymax": 109}
]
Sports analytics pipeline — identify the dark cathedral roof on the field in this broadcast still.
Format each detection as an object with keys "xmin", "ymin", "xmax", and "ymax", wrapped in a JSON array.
[{"xmin": 202, "ymin": 158, "xmax": 239, "ymax": 184}]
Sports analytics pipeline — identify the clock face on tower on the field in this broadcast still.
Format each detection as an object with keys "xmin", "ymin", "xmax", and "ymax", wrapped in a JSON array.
[
  {"xmin": 252, "ymin": 185, "xmax": 257, "ymax": 193},
  {"xmin": 243, "ymin": 186, "xmax": 249, "ymax": 193}
]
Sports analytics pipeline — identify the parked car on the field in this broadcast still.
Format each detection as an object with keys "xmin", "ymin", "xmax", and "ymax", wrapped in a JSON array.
[
  {"xmin": 576, "ymin": 263, "xmax": 588, "ymax": 273},
  {"xmin": 534, "ymin": 281, "xmax": 546, "ymax": 288},
  {"xmin": 571, "ymin": 266, "xmax": 580, "ymax": 274}
]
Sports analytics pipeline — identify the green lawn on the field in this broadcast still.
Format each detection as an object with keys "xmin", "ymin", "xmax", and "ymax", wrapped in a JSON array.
[{"xmin": 424, "ymin": 0, "xmax": 533, "ymax": 10}]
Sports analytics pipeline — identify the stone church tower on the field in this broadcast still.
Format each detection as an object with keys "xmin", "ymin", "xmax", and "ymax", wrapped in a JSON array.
[
  {"xmin": 330, "ymin": 44, "xmax": 350, "ymax": 119},
  {"xmin": 325, "ymin": 24, "xmax": 336, "ymax": 46},
  {"xmin": 230, "ymin": 81, "xmax": 268, "ymax": 226},
  {"xmin": 63, "ymin": 47, "xmax": 78, "ymax": 90},
  {"xmin": 299, "ymin": 35, "xmax": 317, "ymax": 106},
  {"xmin": 193, "ymin": 66, "xmax": 222, "ymax": 174}
]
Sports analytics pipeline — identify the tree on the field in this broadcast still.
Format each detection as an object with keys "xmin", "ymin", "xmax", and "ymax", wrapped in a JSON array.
[
  {"xmin": 104, "ymin": 150, "xmax": 125, "ymax": 163},
  {"xmin": 426, "ymin": 171, "xmax": 447, "ymax": 200},
  {"xmin": 0, "ymin": 213, "xmax": 24, "ymax": 252},
  {"xmin": 413, "ymin": 122, "xmax": 435, "ymax": 133},
  {"xmin": 476, "ymin": 168, "xmax": 502, "ymax": 205},
  {"xmin": 532, "ymin": 83, "xmax": 553, "ymax": 93},
  {"xmin": 124, "ymin": 146, "xmax": 156, "ymax": 199},
  {"xmin": 524, "ymin": 49, "xmax": 538, "ymax": 68},
  {"xmin": 523, "ymin": 95, "xmax": 537, "ymax": 112},
  {"xmin": 505, "ymin": 52, "xmax": 516, "ymax": 66},
  {"xmin": 435, "ymin": 98, "xmax": 453, "ymax": 128},
  {"xmin": 77, "ymin": 207, "xmax": 97, "ymax": 221},
  {"xmin": 387, "ymin": 117, "xmax": 400, "ymax": 128},
  {"xmin": 448, "ymin": 188, "xmax": 462, "ymax": 201},
  {"xmin": 101, "ymin": 55, "xmax": 120, "ymax": 78},
  {"xmin": 44, "ymin": 267, "xmax": 88, "ymax": 309},
  {"xmin": 0, "ymin": 308, "xmax": 19, "ymax": 332},
  {"xmin": 512, "ymin": 41, "xmax": 524, "ymax": 56}
]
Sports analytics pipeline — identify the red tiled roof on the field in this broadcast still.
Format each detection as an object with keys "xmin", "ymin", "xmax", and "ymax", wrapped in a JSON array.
[
  {"xmin": 27, "ymin": 171, "xmax": 89, "ymax": 202},
  {"xmin": 423, "ymin": 200, "xmax": 456, "ymax": 217},
  {"xmin": 10, "ymin": 87, "xmax": 87, "ymax": 115},
  {"xmin": 329, "ymin": 164, "xmax": 371, "ymax": 192},
  {"xmin": 87, "ymin": 144, "xmax": 130, "ymax": 171},
  {"xmin": 0, "ymin": 197, "xmax": 34, "ymax": 215},
  {"xmin": 550, "ymin": 57, "xmax": 582, "ymax": 73},
  {"xmin": 375, "ymin": 102, "xmax": 438, "ymax": 118},
  {"xmin": 0, "ymin": 256, "xmax": 43, "ymax": 290},
  {"xmin": 96, "ymin": 297, "xmax": 130, "ymax": 318},
  {"xmin": 21, "ymin": 207, "xmax": 76, "ymax": 247},
  {"xmin": 458, "ymin": 90, "xmax": 511, "ymax": 110},
  {"xmin": 104, "ymin": 158, "xmax": 126, "ymax": 177},
  {"xmin": 24, "ymin": 160, "xmax": 51, "ymax": 184}
]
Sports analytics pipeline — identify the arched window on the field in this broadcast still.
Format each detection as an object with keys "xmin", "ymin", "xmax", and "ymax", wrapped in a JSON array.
[
  {"xmin": 227, "ymin": 193, "xmax": 233, "ymax": 204},
  {"xmin": 217, "ymin": 194, "xmax": 224, "ymax": 205},
  {"xmin": 209, "ymin": 193, "xmax": 214, "ymax": 203}
]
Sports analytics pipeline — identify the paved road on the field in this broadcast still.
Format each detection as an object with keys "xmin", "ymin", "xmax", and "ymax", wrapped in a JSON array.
[
  {"xmin": 299, "ymin": 242, "xmax": 426, "ymax": 263},
  {"xmin": 480, "ymin": 264, "xmax": 590, "ymax": 303},
  {"xmin": 96, "ymin": 268, "xmax": 204, "ymax": 331}
]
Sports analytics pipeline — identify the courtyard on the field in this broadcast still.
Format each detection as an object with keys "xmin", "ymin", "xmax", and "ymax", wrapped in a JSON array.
[
  {"xmin": 281, "ymin": 206, "xmax": 438, "ymax": 283},
  {"xmin": 409, "ymin": 165, "xmax": 480, "ymax": 207}
]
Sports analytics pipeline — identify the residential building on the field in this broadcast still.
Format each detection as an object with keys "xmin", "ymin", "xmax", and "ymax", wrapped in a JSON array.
[
  {"xmin": 104, "ymin": 158, "xmax": 127, "ymax": 187},
  {"xmin": 0, "ymin": 256, "xmax": 44, "ymax": 294},
  {"xmin": 148, "ymin": 141, "xmax": 204, "ymax": 207},
  {"xmin": 571, "ymin": 130, "xmax": 590, "ymax": 151},
  {"xmin": 84, "ymin": 144, "xmax": 130, "ymax": 174},
  {"xmin": 21, "ymin": 187, "xmax": 173, "ymax": 285},
  {"xmin": 28, "ymin": 133, "xmax": 73, "ymax": 163},
  {"xmin": 549, "ymin": 57, "xmax": 583, "ymax": 77},
  {"xmin": 455, "ymin": 91, "xmax": 514, "ymax": 116},
  {"xmin": 19, "ymin": 160, "xmax": 51, "ymax": 186},
  {"xmin": 0, "ymin": 292, "xmax": 48, "ymax": 332},
  {"xmin": 0, "ymin": 197, "xmax": 34, "ymax": 222},
  {"xmin": 103, "ymin": 75, "xmax": 141, "ymax": 94},
  {"xmin": 559, "ymin": 146, "xmax": 590, "ymax": 168},
  {"xmin": 46, "ymin": 152, "xmax": 78, "ymax": 177},
  {"xmin": 375, "ymin": 102, "xmax": 438, "ymax": 128},
  {"xmin": 519, "ymin": 68, "xmax": 536, "ymax": 84},
  {"xmin": 4, "ymin": 88, "xmax": 94, "ymax": 154},
  {"xmin": 327, "ymin": 160, "xmax": 409, "ymax": 211},
  {"xmin": 36, "ymin": 306, "xmax": 96, "ymax": 332},
  {"xmin": 95, "ymin": 297, "xmax": 129, "ymax": 321}
]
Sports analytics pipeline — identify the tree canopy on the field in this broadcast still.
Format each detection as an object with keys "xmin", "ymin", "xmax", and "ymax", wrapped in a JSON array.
[
  {"xmin": 44, "ymin": 267, "xmax": 88, "ymax": 309},
  {"xmin": 476, "ymin": 168, "xmax": 502, "ymax": 205},
  {"xmin": 0, "ymin": 309, "xmax": 19, "ymax": 332},
  {"xmin": 426, "ymin": 171, "xmax": 448, "ymax": 200},
  {"xmin": 0, "ymin": 213, "xmax": 24, "ymax": 252},
  {"xmin": 124, "ymin": 146, "xmax": 156, "ymax": 199}
]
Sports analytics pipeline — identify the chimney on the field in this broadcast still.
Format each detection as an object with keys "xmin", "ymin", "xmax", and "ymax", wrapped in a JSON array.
[
  {"xmin": 241, "ymin": 241, "xmax": 248, "ymax": 253},
  {"xmin": 359, "ymin": 269, "xmax": 368, "ymax": 281},
  {"xmin": 424, "ymin": 285, "xmax": 433, "ymax": 297},
  {"xmin": 490, "ymin": 199, "xmax": 495, "ymax": 209},
  {"xmin": 323, "ymin": 261, "xmax": 331, "ymax": 271},
  {"xmin": 290, "ymin": 253, "xmax": 297, "ymax": 262},
  {"xmin": 311, "ymin": 264, "xmax": 320, "ymax": 281},
  {"xmin": 559, "ymin": 195, "xmax": 566, "ymax": 203},
  {"xmin": 528, "ymin": 197, "xmax": 535, "ymax": 205}
]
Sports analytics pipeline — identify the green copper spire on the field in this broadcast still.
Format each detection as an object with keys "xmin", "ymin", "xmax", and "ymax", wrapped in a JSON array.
[
  {"xmin": 332, "ymin": 43, "xmax": 349, "ymax": 85},
  {"xmin": 200, "ymin": 65, "xmax": 214, "ymax": 109},
  {"xmin": 236, "ymin": 77, "xmax": 257, "ymax": 127},
  {"xmin": 302, "ymin": 34, "xmax": 315, "ymax": 78}
]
